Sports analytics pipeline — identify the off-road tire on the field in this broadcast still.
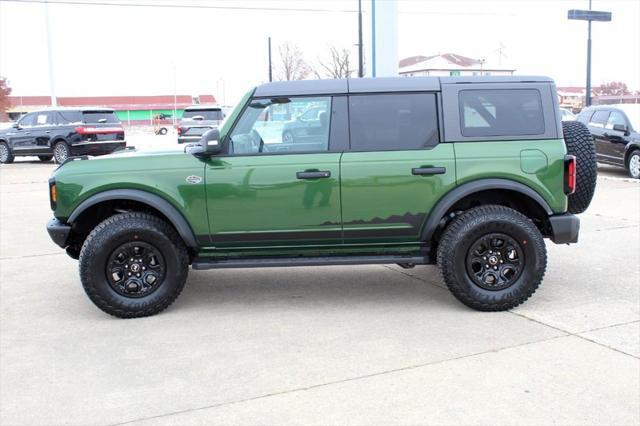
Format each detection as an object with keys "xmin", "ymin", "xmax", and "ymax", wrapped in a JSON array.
[
  {"xmin": 437, "ymin": 205, "xmax": 547, "ymax": 311},
  {"xmin": 562, "ymin": 121, "xmax": 597, "ymax": 214},
  {"xmin": 79, "ymin": 212, "xmax": 189, "ymax": 318},
  {"xmin": 38, "ymin": 155, "xmax": 53, "ymax": 162},
  {"xmin": 626, "ymin": 149, "xmax": 640, "ymax": 179},
  {"xmin": 0, "ymin": 142, "xmax": 14, "ymax": 164},
  {"xmin": 53, "ymin": 141, "xmax": 70, "ymax": 164}
]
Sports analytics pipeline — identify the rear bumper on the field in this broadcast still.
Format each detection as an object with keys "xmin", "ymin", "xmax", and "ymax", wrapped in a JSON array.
[
  {"xmin": 70, "ymin": 141, "xmax": 126, "ymax": 156},
  {"xmin": 46, "ymin": 218, "xmax": 71, "ymax": 248},
  {"xmin": 549, "ymin": 214, "xmax": 580, "ymax": 244}
]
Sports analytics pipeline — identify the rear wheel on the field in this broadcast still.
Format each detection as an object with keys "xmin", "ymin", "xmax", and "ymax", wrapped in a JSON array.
[
  {"xmin": 626, "ymin": 149, "xmax": 640, "ymax": 179},
  {"xmin": 53, "ymin": 141, "xmax": 70, "ymax": 164},
  {"xmin": 437, "ymin": 205, "xmax": 546, "ymax": 311},
  {"xmin": 38, "ymin": 155, "xmax": 53, "ymax": 162},
  {"xmin": 562, "ymin": 121, "xmax": 597, "ymax": 214},
  {"xmin": 0, "ymin": 142, "xmax": 14, "ymax": 164},
  {"xmin": 79, "ymin": 212, "xmax": 189, "ymax": 318}
]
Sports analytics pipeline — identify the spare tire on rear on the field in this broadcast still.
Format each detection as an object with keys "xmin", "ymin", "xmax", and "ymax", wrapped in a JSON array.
[{"xmin": 562, "ymin": 121, "xmax": 597, "ymax": 214}]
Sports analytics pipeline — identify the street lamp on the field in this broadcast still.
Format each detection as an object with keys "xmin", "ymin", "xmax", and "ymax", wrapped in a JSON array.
[{"xmin": 568, "ymin": 2, "xmax": 612, "ymax": 107}]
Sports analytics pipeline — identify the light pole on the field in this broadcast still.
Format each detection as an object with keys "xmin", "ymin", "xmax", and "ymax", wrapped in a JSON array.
[
  {"xmin": 44, "ymin": 0, "xmax": 57, "ymax": 106},
  {"xmin": 268, "ymin": 37, "xmax": 273, "ymax": 82},
  {"xmin": 357, "ymin": 0, "xmax": 363, "ymax": 78},
  {"xmin": 568, "ymin": 2, "xmax": 612, "ymax": 107}
]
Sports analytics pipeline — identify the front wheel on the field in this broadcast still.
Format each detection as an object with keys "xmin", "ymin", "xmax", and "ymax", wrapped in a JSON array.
[
  {"xmin": 627, "ymin": 149, "xmax": 640, "ymax": 179},
  {"xmin": 437, "ymin": 205, "xmax": 547, "ymax": 311},
  {"xmin": 79, "ymin": 212, "xmax": 189, "ymax": 318}
]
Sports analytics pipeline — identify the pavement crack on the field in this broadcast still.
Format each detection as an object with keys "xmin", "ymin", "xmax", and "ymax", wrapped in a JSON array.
[
  {"xmin": 0, "ymin": 252, "xmax": 64, "ymax": 260},
  {"xmin": 111, "ymin": 334, "xmax": 567, "ymax": 426},
  {"xmin": 509, "ymin": 312, "xmax": 639, "ymax": 359}
]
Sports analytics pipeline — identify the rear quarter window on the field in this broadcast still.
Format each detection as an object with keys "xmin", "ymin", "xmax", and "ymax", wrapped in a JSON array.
[{"xmin": 459, "ymin": 89, "xmax": 545, "ymax": 137}]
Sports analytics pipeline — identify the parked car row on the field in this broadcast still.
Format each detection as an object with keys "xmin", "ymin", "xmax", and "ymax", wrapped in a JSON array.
[{"xmin": 1, "ymin": 101, "xmax": 639, "ymax": 180}]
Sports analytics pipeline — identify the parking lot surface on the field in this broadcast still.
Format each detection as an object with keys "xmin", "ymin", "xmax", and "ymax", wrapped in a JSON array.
[{"xmin": 1, "ymin": 137, "xmax": 639, "ymax": 425}]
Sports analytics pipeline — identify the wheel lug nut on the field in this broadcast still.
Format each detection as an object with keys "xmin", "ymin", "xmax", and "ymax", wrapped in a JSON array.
[
  {"xmin": 136, "ymin": 273, "xmax": 141, "ymax": 277},
  {"xmin": 128, "ymin": 272, "xmax": 132, "ymax": 276},
  {"xmin": 485, "ymin": 264, "xmax": 489, "ymax": 268},
  {"xmin": 494, "ymin": 266, "xmax": 498, "ymax": 270},
  {"xmin": 483, "ymin": 256, "xmax": 487, "ymax": 260},
  {"xmin": 142, "ymin": 267, "xmax": 146, "ymax": 270},
  {"xmin": 130, "ymin": 258, "xmax": 133, "ymax": 261}
]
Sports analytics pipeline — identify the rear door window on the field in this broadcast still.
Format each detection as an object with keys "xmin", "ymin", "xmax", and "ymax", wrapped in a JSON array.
[
  {"xmin": 459, "ymin": 89, "xmax": 545, "ymax": 137},
  {"xmin": 589, "ymin": 110, "xmax": 609, "ymax": 128},
  {"xmin": 348, "ymin": 93, "xmax": 439, "ymax": 151}
]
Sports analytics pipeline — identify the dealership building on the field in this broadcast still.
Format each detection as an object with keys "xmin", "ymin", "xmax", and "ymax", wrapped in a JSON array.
[{"xmin": 6, "ymin": 94, "xmax": 217, "ymax": 125}]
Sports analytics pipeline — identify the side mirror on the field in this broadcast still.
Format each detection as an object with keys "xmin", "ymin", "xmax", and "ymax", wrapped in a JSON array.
[
  {"xmin": 12, "ymin": 122, "xmax": 19, "ymax": 129},
  {"xmin": 612, "ymin": 124, "xmax": 629, "ymax": 135},
  {"xmin": 187, "ymin": 128, "xmax": 222, "ymax": 157}
]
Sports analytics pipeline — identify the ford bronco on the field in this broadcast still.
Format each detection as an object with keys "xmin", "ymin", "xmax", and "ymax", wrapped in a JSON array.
[{"xmin": 46, "ymin": 76, "xmax": 597, "ymax": 317}]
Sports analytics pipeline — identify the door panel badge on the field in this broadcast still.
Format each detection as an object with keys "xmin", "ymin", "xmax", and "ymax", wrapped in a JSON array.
[{"xmin": 186, "ymin": 175, "xmax": 202, "ymax": 184}]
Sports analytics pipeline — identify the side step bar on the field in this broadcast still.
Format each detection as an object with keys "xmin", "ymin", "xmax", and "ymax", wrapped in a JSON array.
[{"xmin": 192, "ymin": 254, "xmax": 428, "ymax": 270}]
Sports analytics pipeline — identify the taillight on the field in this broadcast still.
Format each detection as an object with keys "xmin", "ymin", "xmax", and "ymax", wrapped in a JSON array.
[
  {"xmin": 564, "ymin": 155, "xmax": 577, "ymax": 195},
  {"xmin": 76, "ymin": 126, "xmax": 124, "ymax": 135},
  {"xmin": 177, "ymin": 126, "xmax": 183, "ymax": 135},
  {"xmin": 48, "ymin": 178, "xmax": 57, "ymax": 210}
]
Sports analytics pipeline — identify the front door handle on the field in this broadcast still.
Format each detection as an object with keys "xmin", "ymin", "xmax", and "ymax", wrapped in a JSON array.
[
  {"xmin": 45, "ymin": 131, "xmax": 51, "ymax": 134},
  {"xmin": 412, "ymin": 166, "xmax": 446, "ymax": 176},
  {"xmin": 296, "ymin": 170, "xmax": 331, "ymax": 180}
]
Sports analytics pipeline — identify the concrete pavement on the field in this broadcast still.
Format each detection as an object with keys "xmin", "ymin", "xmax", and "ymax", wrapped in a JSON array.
[{"xmin": 0, "ymin": 153, "xmax": 638, "ymax": 425}]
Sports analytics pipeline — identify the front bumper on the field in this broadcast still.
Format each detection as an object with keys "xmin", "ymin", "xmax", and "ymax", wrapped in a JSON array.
[
  {"xmin": 70, "ymin": 141, "xmax": 126, "ymax": 156},
  {"xmin": 549, "ymin": 214, "xmax": 580, "ymax": 244},
  {"xmin": 46, "ymin": 218, "xmax": 71, "ymax": 248}
]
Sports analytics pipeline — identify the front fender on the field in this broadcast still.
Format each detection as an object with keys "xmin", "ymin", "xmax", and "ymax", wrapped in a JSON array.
[{"xmin": 67, "ymin": 189, "xmax": 199, "ymax": 248}]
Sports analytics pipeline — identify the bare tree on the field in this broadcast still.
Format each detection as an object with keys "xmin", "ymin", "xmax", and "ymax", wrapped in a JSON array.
[
  {"xmin": 0, "ymin": 77, "xmax": 12, "ymax": 121},
  {"xmin": 315, "ymin": 46, "xmax": 353, "ymax": 79},
  {"xmin": 275, "ymin": 42, "xmax": 311, "ymax": 81}
]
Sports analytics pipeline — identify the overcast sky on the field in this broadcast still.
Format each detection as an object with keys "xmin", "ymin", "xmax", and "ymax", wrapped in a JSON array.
[{"xmin": 0, "ymin": 0, "xmax": 638, "ymax": 105}]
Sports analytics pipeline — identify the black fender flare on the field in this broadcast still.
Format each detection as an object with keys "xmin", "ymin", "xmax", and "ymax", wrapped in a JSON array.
[
  {"xmin": 420, "ymin": 178, "xmax": 553, "ymax": 241},
  {"xmin": 67, "ymin": 189, "xmax": 198, "ymax": 248}
]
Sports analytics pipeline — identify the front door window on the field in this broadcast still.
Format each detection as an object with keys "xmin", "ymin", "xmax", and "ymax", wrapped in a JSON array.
[{"xmin": 228, "ymin": 96, "xmax": 331, "ymax": 155}]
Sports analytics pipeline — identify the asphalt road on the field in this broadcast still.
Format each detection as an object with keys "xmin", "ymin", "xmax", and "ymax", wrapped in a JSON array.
[{"xmin": 1, "ymin": 146, "xmax": 639, "ymax": 425}]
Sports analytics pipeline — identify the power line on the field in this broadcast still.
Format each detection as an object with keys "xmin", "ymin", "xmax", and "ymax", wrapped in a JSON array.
[
  {"xmin": 0, "ymin": 0, "xmax": 357, "ymax": 13},
  {"xmin": 0, "ymin": 0, "xmax": 518, "ymax": 16}
]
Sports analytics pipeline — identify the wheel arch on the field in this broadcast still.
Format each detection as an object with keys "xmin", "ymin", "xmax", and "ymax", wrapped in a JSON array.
[
  {"xmin": 68, "ymin": 189, "xmax": 198, "ymax": 249},
  {"xmin": 421, "ymin": 179, "xmax": 553, "ymax": 243},
  {"xmin": 624, "ymin": 143, "xmax": 640, "ymax": 166}
]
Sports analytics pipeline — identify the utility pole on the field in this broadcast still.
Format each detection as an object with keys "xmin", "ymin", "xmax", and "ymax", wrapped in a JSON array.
[
  {"xmin": 586, "ymin": 0, "xmax": 592, "ymax": 106},
  {"xmin": 268, "ymin": 37, "xmax": 273, "ymax": 82},
  {"xmin": 44, "ymin": 0, "xmax": 57, "ymax": 106},
  {"xmin": 358, "ymin": 0, "xmax": 363, "ymax": 78}
]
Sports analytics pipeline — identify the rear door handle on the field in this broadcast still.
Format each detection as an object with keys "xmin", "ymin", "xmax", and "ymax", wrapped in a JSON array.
[
  {"xmin": 296, "ymin": 170, "xmax": 331, "ymax": 180},
  {"xmin": 412, "ymin": 167, "xmax": 446, "ymax": 176},
  {"xmin": 45, "ymin": 131, "xmax": 51, "ymax": 134}
]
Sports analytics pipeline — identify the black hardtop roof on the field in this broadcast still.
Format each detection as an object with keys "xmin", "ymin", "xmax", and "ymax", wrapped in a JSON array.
[{"xmin": 254, "ymin": 76, "xmax": 554, "ymax": 97}]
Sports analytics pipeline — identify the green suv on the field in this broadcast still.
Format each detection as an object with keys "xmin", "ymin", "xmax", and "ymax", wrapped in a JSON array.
[{"xmin": 46, "ymin": 76, "xmax": 597, "ymax": 318}]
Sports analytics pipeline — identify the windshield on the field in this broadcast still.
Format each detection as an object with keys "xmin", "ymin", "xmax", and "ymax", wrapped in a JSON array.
[{"xmin": 182, "ymin": 109, "xmax": 223, "ymax": 121}]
